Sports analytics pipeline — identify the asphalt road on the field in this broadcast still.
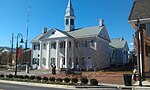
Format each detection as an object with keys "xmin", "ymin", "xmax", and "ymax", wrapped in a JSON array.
[
  {"xmin": 0, "ymin": 82, "xmax": 122, "ymax": 90},
  {"xmin": 0, "ymin": 82, "xmax": 73, "ymax": 90}
]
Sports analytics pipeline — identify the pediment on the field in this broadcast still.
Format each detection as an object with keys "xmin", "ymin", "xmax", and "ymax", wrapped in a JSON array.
[{"xmin": 40, "ymin": 28, "xmax": 68, "ymax": 40}]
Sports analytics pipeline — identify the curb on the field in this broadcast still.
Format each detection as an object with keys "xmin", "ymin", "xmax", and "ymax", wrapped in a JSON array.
[
  {"xmin": 0, "ymin": 80, "xmax": 76, "ymax": 89},
  {"xmin": 75, "ymin": 85, "xmax": 118, "ymax": 89}
]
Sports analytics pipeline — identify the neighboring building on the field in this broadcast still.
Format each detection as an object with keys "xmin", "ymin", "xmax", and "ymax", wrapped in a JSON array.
[
  {"xmin": 128, "ymin": 0, "xmax": 150, "ymax": 77},
  {"xmin": 31, "ymin": 0, "xmax": 111, "ymax": 70},
  {"xmin": 109, "ymin": 38, "xmax": 129, "ymax": 65}
]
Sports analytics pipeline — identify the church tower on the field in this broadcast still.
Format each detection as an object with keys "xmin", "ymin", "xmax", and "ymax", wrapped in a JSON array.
[{"xmin": 65, "ymin": 0, "xmax": 75, "ymax": 31}]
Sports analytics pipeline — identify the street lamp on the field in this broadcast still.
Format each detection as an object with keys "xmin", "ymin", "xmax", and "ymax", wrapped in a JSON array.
[{"xmin": 15, "ymin": 33, "xmax": 24, "ymax": 76}]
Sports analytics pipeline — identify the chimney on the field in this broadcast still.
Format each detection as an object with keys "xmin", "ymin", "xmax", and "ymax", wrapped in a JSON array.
[
  {"xmin": 99, "ymin": 19, "xmax": 104, "ymax": 27},
  {"xmin": 42, "ymin": 27, "xmax": 47, "ymax": 34}
]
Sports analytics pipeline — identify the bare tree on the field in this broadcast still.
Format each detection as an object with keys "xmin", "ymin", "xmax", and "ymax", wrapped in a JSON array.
[{"xmin": 0, "ymin": 51, "xmax": 10, "ymax": 65}]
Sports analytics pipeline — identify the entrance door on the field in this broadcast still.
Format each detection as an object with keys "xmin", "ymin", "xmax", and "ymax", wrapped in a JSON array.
[{"xmin": 86, "ymin": 57, "xmax": 92, "ymax": 70}]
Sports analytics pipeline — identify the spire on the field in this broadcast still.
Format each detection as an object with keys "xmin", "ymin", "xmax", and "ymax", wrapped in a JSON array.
[
  {"xmin": 65, "ymin": 0, "xmax": 76, "ymax": 31},
  {"xmin": 65, "ymin": 0, "xmax": 75, "ymax": 17}
]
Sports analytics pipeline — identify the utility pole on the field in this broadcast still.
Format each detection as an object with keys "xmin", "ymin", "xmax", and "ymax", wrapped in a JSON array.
[
  {"xmin": 10, "ymin": 33, "xmax": 14, "ymax": 67},
  {"xmin": 25, "ymin": 0, "xmax": 31, "ymax": 63}
]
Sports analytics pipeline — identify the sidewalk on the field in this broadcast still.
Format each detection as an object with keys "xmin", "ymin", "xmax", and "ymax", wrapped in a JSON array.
[{"xmin": 1, "ymin": 70, "xmax": 150, "ymax": 89}]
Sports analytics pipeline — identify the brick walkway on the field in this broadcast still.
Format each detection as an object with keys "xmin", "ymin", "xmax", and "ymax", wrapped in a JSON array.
[{"xmin": 40, "ymin": 71, "xmax": 134, "ymax": 85}]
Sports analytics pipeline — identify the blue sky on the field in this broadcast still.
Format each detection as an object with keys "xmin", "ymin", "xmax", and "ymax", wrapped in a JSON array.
[{"xmin": 0, "ymin": 0, "xmax": 134, "ymax": 50}]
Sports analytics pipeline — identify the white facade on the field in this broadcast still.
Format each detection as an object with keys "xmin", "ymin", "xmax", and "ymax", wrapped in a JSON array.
[{"xmin": 31, "ymin": 0, "xmax": 111, "ymax": 70}]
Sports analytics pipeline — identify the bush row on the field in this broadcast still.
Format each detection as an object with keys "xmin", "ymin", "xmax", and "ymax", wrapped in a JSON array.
[{"xmin": 0, "ymin": 74, "xmax": 98, "ymax": 85}]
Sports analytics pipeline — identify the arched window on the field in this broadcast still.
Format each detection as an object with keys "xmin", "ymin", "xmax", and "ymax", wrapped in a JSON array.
[
  {"xmin": 70, "ymin": 19, "xmax": 74, "ymax": 25},
  {"xmin": 66, "ymin": 19, "xmax": 69, "ymax": 25}
]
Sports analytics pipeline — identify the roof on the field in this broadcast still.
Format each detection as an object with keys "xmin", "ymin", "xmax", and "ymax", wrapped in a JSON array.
[
  {"xmin": 129, "ymin": 0, "xmax": 150, "ymax": 20},
  {"xmin": 32, "ymin": 33, "xmax": 45, "ymax": 43},
  {"xmin": 32, "ymin": 26, "xmax": 107, "ymax": 42},
  {"xmin": 109, "ymin": 38, "xmax": 127, "ymax": 49},
  {"xmin": 68, "ymin": 26, "xmax": 104, "ymax": 38}
]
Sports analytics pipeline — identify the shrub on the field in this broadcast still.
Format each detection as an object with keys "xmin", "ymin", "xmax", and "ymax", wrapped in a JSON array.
[
  {"xmin": 71, "ymin": 77, "xmax": 78, "ymax": 83},
  {"xmin": 14, "ymin": 75, "xmax": 19, "ymax": 78},
  {"xmin": 30, "ymin": 76, "xmax": 35, "ymax": 80},
  {"xmin": 71, "ymin": 78, "xmax": 78, "ymax": 83},
  {"xmin": 6, "ymin": 74, "xmax": 13, "ymax": 78},
  {"xmin": 42, "ymin": 77, "xmax": 48, "ymax": 81},
  {"xmin": 18, "ymin": 75, "xmax": 24, "ymax": 79},
  {"xmin": 90, "ymin": 79, "xmax": 99, "ymax": 85},
  {"xmin": 24, "ymin": 75, "xmax": 29, "ymax": 79},
  {"xmin": 49, "ymin": 77, "xmax": 55, "ymax": 82},
  {"xmin": 64, "ymin": 77, "xmax": 71, "ymax": 83},
  {"xmin": 35, "ymin": 76, "xmax": 41, "ymax": 81},
  {"xmin": 80, "ymin": 77, "xmax": 88, "ymax": 84},
  {"xmin": 0, "ymin": 74, "xmax": 4, "ymax": 78},
  {"xmin": 56, "ymin": 78, "xmax": 63, "ymax": 82}
]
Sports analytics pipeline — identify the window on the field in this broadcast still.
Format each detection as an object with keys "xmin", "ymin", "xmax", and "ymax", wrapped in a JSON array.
[
  {"xmin": 60, "ymin": 41, "xmax": 65, "ymax": 48},
  {"xmin": 52, "ymin": 31, "xmax": 55, "ymax": 34},
  {"xmin": 69, "ymin": 41, "xmax": 71, "ymax": 48},
  {"xmin": 85, "ymin": 41, "xmax": 87, "ymax": 47},
  {"xmin": 32, "ymin": 58, "xmax": 39, "ymax": 65},
  {"xmin": 42, "ymin": 58, "xmax": 46, "ymax": 65},
  {"xmin": 88, "ymin": 57, "xmax": 91, "ymax": 59},
  {"xmin": 66, "ymin": 19, "xmax": 69, "ymax": 25},
  {"xmin": 62, "ymin": 57, "xmax": 65, "ymax": 65},
  {"xmin": 70, "ymin": 19, "xmax": 74, "ymax": 25},
  {"xmin": 69, "ymin": 57, "xmax": 72, "ymax": 65},
  {"xmin": 76, "ymin": 41, "xmax": 78, "ymax": 48},
  {"xmin": 145, "ymin": 44, "xmax": 150, "ymax": 56},
  {"xmin": 90, "ymin": 40, "xmax": 95, "ymax": 47},
  {"xmin": 34, "ymin": 44, "xmax": 40, "ymax": 50},
  {"xmin": 81, "ymin": 57, "xmax": 84, "ymax": 65},
  {"xmin": 78, "ymin": 42, "xmax": 81, "ymax": 47},
  {"xmin": 75, "ymin": 57, "xmax": 78, "ymax": 65},
  {"xmin": 43, "ymin": 43, "xmax": 47, "ymax": 50},
  {"xmin": 146, "ymin": 23, "xmax": 150, "ymax": 36},
  {"xmin": 51, "ymin": 58, "xmax": 55, "ymax": 65},
  {"xmin": 51, "ymin": 42, "xmax": 56, "ymax": 49}
]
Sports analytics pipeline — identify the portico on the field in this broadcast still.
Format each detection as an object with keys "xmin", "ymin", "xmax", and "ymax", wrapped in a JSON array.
[{"xmin": 38, "ymin": 39, "xmax": 73, "ymax": 69}]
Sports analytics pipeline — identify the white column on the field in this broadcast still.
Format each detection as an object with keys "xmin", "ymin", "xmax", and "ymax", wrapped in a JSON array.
[
  {"xmin": 71, "ymin": 41, "xmax": 74, "ymax": 69},
  {"xmin": 55, "ymin": 40, "xmax": 60, "ymax": 69},
  {"xmin": 65, "ymin": 40, "xmax": 68, "ymax": 68},
  {"xmin": 46, "ymin": 42, "xmax": 51, "ymax": 69},
  {"xmin": 39, "ymin": 42, "xmax": 43, "ymax": 69}
]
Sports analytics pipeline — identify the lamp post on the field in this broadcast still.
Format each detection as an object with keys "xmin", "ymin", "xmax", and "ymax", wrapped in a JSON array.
[{"xmin": 15, "ymin": 33, "xmax": 24, "ymax": 76}]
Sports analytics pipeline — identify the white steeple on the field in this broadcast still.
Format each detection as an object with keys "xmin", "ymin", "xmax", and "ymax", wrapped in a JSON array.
[{"xmin": 65, "ymin": 0, "xmax": 75, "ymax": 31}]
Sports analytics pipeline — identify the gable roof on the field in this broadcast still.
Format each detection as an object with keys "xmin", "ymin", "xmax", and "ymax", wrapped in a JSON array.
[
  {"xmin": 32, "ymin": 25, "xmax": 110, "ymax": 42},
  {"xmin": 129, "ymin": 0, "xmax": 150, "ymax": 20},
  {"xmin": 32, "ymin": 33, "xmax": 45, "ymax": 43},
  {"xmin": 68, "ymin": 26, "xmax": 104, "ymax": 38},
  {"xmin": 109, "ymin": 38, "xmax": 129, "ymax": 50}
]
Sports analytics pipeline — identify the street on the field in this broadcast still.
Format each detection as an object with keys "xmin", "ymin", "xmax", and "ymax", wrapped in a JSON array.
[
  {"xmin": 0, "ymin": 82, "xmax": 121, "ymax": 90},
  {"xmin": 0, "ymin": 82, "xmax": 72, "ymax": 90}
]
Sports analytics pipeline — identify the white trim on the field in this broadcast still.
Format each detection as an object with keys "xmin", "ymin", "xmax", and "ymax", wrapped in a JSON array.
[{"xmin": 128, "ymin": 18, "xmax": 150, "ymax": 22}]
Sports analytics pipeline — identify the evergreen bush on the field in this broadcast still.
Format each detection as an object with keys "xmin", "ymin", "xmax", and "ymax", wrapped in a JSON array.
[
  {"xmin": 90, "ymin": 79, "xmax": 99, "ymax": 85},
  {"xmin": 56, "ymin": 78, "xmax": 63, "ymax": 82},
  {"xmin": 42, "ymin": 77, "xmax": 48, "ymax": 81},
  {"xmin": 24, "ymin": 75, "xmax": 29, "ymax": 79},
  {"xmin": 35, "ymin": 76, "xmax": 41, "ymax": 81},
  {"xmin": 30, "ymin": 76, "xmax": 35, "ymax": 80},
  {"xmin": 64, "ymin": 77, "xmax": 71, "ymax": 83},
  {"xmin": 0, "ymin": 74, "xmax": 4, "ymax": 78},
  {"xmin": 71, "ymin": 77, "xmax": 78, "ymax": 83},
  {"xmin": 80, "ymin": 77, "xmax": 88, "ymax": 84},
  {"xmin": 18, "ymin": 75, "xmax": 24, "ymax": 79},
  {"xmin": 6, "ymin": 74, "xmax": 13, "ymax": 78},
  {"xmin": 49, "ymin": 77, "xmax": 55, "ymax": 82}
]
